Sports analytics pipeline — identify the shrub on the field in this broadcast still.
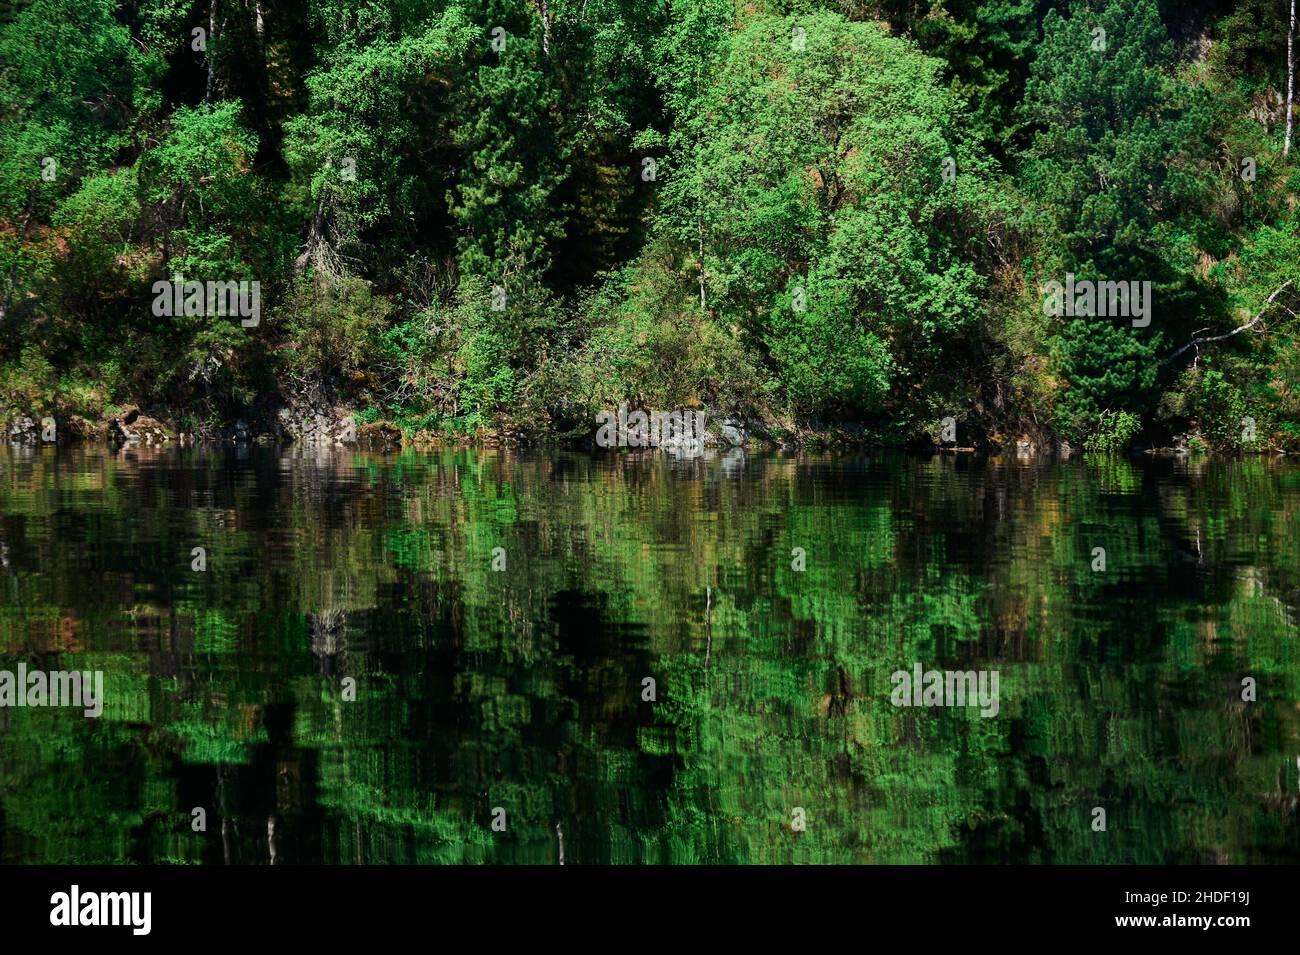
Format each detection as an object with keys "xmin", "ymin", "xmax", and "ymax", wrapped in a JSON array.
[
  {"xmin": 279, "ymin": 275, "xmax": 393, "ymax": 399},
  {"xmin": 1081, "ymin": 410, "xmax": 1142, "ymax": 453}
]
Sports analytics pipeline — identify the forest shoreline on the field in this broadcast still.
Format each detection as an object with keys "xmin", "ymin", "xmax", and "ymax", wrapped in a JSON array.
[
  {"xmin": 4, "ymin": 401, "xmax": 1288, "ymax": 458},
  {"xmin": 5, "ymin": 3, "xmax": 1300, "ymax": 466}
]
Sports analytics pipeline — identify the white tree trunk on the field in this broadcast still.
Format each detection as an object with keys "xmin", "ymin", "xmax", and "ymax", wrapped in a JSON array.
[
  {"xmin": 205, "ymin": 0, "xmax": 218, "ymax": 102},
  {"xmin": 1286, "ymin": 0, "xmax": 1296, "ymax": 156},
  {"xmin": 697, "ymin": 217, "xmax": 706, "ymax": 309},
  {"xmin": 540, "ymin": 0, "xmax": 551, "ymax": 55}
]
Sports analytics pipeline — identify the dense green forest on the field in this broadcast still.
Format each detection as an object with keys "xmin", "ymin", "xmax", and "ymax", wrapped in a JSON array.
[{"xmin": 2, "ymin": 0, "xmax": 1299, "ymax": 451}]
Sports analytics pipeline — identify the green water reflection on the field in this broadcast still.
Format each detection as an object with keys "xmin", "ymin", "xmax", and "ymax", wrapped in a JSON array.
[{"xmin": 0, "ymin": 446, "xmax": 1297, "ymax": 864}]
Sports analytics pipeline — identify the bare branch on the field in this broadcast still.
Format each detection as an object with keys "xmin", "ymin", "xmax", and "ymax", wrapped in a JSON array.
[{"xmin": 1165, "ymin": 280, "xmax": 1293, "ymax": 364}]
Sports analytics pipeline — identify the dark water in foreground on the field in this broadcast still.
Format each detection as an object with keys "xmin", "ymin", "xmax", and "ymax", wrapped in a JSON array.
[{"xmin": 0, "ymin": 445, "xmax": 1297, "ymax": 864}]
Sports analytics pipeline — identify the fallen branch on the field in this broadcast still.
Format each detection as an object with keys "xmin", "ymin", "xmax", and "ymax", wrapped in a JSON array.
[{"xmin": 1165, "ymin": 280, "xmax": 1293, "ymax": 364}]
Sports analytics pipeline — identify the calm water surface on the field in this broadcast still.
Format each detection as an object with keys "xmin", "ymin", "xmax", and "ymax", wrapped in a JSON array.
[{"xmin": 1, "ymin": 445, "xmax": 1297, "ymax": 864}]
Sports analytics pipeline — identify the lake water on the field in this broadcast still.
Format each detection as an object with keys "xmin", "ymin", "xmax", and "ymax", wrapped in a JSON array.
[{"xmin": 1, "ymin": 445, "xmax": 1297, "ymax": 864}]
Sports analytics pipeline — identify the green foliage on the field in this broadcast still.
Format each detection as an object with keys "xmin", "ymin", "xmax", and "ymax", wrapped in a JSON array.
[
  {"xmin": 279, "ymin": 275, "xmax": 394, "ymax": 397},
  {"xmin": 876, "ymin": 0, "xmax": 1045, "ymax": 150},
  {"xmin": 447, "ymin": 23, "xmax": 569, "ymax": 277},
  {"xmin": 0, "ymin": 0, "xmax": 1298, "ymax": 448},
  {"xmin": 1081, "ymin": 409, "xmax": 1141, "ymax": 453},
  {"xmin": 0, "ymin": 0, "xmax": 133, "ymax": 321},
  {"xmin": 571, "ymin": 242, "xmax": 773, "ymax": 419},
  {"xmin": 281, "ymin": 3, "xmax": 478, "ymax": 274},
  {"xmin": 0, "ymin": 344, "xmax": 56, "ymax": 412},
  {"xmin": 140, "ymin": 101, "xmax": 271, "ymax": 277},
  {"xmin": 1020, "ymin": 0, "xmax": 1217, "ymax": 436},
  {"xmin": 660, "ymin": 12, "xmax": 999, "ymax": 419},
  {"xmin": 454, "ymin": 266, "xmax": 566, "ymax": 422}
]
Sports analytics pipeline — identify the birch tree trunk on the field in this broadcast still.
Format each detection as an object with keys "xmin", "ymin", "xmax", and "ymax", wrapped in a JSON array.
[
  {"xmin": 697, "ymin": 217, "xmax": 706, "ymax": 309},
  {"xmin": 205, "ymin": 0, "xmax": 218, "ymax": 102},
  {"xmin": 1286, "ymin": 0, "xmax": 1295, "ymax": 156}
]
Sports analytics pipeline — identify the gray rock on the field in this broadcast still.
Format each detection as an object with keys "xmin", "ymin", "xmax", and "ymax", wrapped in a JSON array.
[
  {"xmin": 8, "ymin": 416, "xmax": 38, "ymax": 444},
  {"xmin": 718, "ymin": 418, "xmax": 747, "ymax": 447}
]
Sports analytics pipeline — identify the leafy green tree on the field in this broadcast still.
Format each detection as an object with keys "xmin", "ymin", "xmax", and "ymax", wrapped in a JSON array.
[
  {"xmin": 0, "ymin": 0, "xmax": 133, "ymax": 322},
  {"xmin": 660, "ymin": 11, "xmax": 998, "ymax": 419},
  {"xmin": 876, "ymin": 0, "xmax": 1049, "ymax": 150},
  {"xmin": 282, "ymin": 1, "xmax": 478, "ymax": 279},
  {"xmin": 1019, "ymin": 0, "xmax": 1217, "ymax": 436}
]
